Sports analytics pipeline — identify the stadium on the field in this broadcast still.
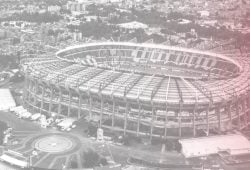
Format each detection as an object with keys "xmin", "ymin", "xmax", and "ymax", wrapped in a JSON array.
[{"xmin": 20, "ymin": 42, "xmax": 250, "ymax": 138}]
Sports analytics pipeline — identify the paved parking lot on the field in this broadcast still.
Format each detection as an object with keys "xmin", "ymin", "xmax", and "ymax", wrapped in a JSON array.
[
  {"xmin": 0, "ymin": 162, "xmax": 20, "ymax": 170},
  {"xmin": 0, "ymin": 110, "xmax": 187, "ymax": 169},
  {"xmin": 3, "ymin": 110, "xmax": 250, "ymax": 170}
]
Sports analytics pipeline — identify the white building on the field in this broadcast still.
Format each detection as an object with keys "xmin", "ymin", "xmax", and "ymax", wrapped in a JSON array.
[
  {"xmin": 25, "ymin": 5, "xmax": 40, "ymax": 14},
  {"xmin": 67, "ymin": 1, "xmax": 87, "ymax": 13},
  {"xmin": 48, "ymin": 5, "xmax": 61, "ymax": 13},
  {"xmin": 198, "ymin": 10, "xmax": 210, "ymax": 18},
  {"xmin": 179, "ymin": 134, "xmax": 250, "ymax": 158},
  {"xmin": 0, "ymin": 89, "xmax": 16, "ymax": 111},
  {"xmin": 72, "ymin": 32, "xmax": 83, "ymax": 41}
]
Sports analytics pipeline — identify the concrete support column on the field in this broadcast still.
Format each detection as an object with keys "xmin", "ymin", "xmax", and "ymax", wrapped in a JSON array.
[
  {"xmin": 89, "ymin": 96, "xmax": 92, "ymax": 120},
  {"xmin": 192, "ymin": 111, "xmax": 196, "ymax": 137},
  {"xmin": 247, "ymin": 94, "xmax": 250, "ymax": 125},
  {"xmin": 178, "ymin": 101, "xmax": 183, "ymax": 137},
  {"xmin": 136, "ymin": 104, "xmax": 141, "ymax": 137},
  {"xmin": 78, "ymin": 94, "xmax": 82, "ymax": 119},
  {"xmin": 112, "ymin": 101, "xmax": 115, "ymax": 128},
  {"xmin": 48, "ymin": 87, "xmax": 53, "ymax": 115},
  {"xmin": 23, "ymin": 75, "xmax": 29, "ymax": 102},
  {"xmin": 242, "ymin": 98, "xmax": 247, "ymax": 127},
  {"xmin": 247, "ymin": 91, "xmax": 250, "ymax": 124},
  {"xmin": 178, "ymin": 112, "xmax": 182, "ymax": 137},
  {"xmin": 193, "ymin": 101, "xmax": 198, "ymax": 137},
  {"xmin": 58, "ymin": 88, "xmax": 62, "ymax": 115},
  {"xmin": 164, "ymin": 105, "xmax": 168, "ymax": 139},
  {"xmin": 217, "ymin": 107, "xmax": 221, "ymax": 133},
  {"xmin": 40, "ymin": 86, "xmax": 45, "ymax": 114},
  {"xmin": 25, "ymin": 79, "xmax": 31, "ymax": 111},
  {"xmin": 100, "ymin": 97, "xmax": 103, "ymax": 127},
  {"xmin": 150, "ymin": 107, "xmax": 155, "ymax": 141},
  {"xmin": 206, "ymin": 104, "xmax": 210, "ymax": 136},
  {"xmin": 228, "ymin": 103, "xmax": 232, "ymax": 123},
  {"xmin": 27, "ymin": 79, "xmax": 32, "ymax": 104},
  {"xmin": 236, "ymin": 100, "xmax": 241, "ymax": 130},
  {"xmin": 67, "ymin": 91, "xmax": 72, "ymax": 117},
  {"xmin": 124, "ymin": 103, "xmax": 128, "ymax": 135},
  {"xmin": 33, "ymin": 80, "xmax": 38, "ymax": 112}
]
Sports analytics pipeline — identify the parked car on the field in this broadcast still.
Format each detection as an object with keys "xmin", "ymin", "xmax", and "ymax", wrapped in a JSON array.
[
  {"xmin": 21, "ymin": 111, "xmax": 32, "ymax": 119},
  {"xmin": 30, "ymin": 113, "xmax": 41, "ymax": 121},
  {"xmin": 16, "ymin": 109, "xmax": 27, "ymax": 118},
  {"xmin": 57, "ymin": 118, "xmax": 76, "ymax": 131},
  {"xmin": 47, "ymin": 117, "xmax": 54, "ymax": 124}
]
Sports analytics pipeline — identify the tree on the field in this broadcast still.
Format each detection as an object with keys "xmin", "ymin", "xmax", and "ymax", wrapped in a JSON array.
[
  {"xmin": 69, "ymin": 160, "xmax": 78, "ymax": 169},
  {"xmin": 78, "ymin": 21, "xmax": 113, "ymax": 39},
  {"xmin": 165, "ymin": 139, "xmax": 174, "ymax": 151},
  {"xmin": 60, "ymin": 8, "xmax": 71, "ymax": 15},
  {"xmin": 82, "ymin": 149, "xmax": 100, "ymax": 168},
  {"xmin": 0, "ymin": 121, "xmax": 8, "ymax": 145},
  {"xmin": 175, "ymin": 141, "xmax": 182, "ymax": 153},
  {"xmin": 87, "ymin": 123, "xmax": 97, "ymax": 136},
  {"xmin": 1, "ymin": 11, "xmax": 62, "ymax": 23},
  {"xmin": 99, "ymin": 157, "xmax": 108, "ymax": 166}
]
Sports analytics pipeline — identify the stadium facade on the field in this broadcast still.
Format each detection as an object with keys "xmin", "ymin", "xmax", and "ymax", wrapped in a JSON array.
[{"xmin": 20, "ymin": 42, "xmax": 250, "ymax": 138}]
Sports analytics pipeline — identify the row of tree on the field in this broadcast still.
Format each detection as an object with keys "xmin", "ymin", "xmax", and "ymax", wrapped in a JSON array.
[
  {"xmin": 69, "ymin": 149, "xmax": 107, "ymax": 169},
  {"xmin": 0, "ymin": 12, "xmax": 62, "ymax": 23}
]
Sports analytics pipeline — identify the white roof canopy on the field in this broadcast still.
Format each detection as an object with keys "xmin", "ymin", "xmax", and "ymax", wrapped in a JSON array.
[
  {"xmin": 0, "ymin": 89, "xmax": 16, "ymax": 110},
  {"xmin": 179, "ymin": 134, "xmax": 250, "ymax": 158}
]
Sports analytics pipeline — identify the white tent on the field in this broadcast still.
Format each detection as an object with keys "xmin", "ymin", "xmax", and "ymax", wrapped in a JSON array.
[
  {"xmin": 0, "ymin": 89, "xmax": 16, "ymax": 110},
  {"xmin": 179, "ymin": 134, "xmax": 250, "ymax": 158},
  {"xmin": 57, "ymin": 118, "xmax": 76, "ymax": 129},
  {"xmin": 117, "ymin": 21, "xmax": 148, "ymax": 30}
]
